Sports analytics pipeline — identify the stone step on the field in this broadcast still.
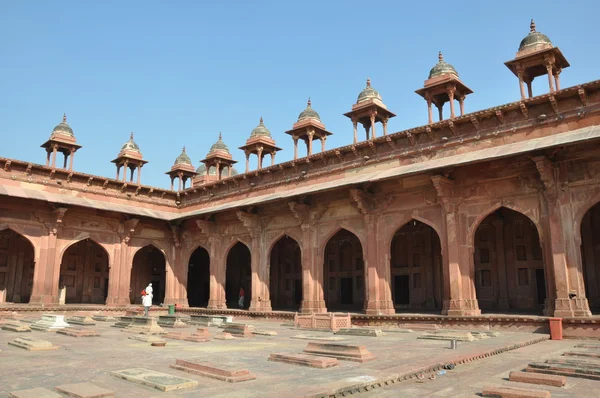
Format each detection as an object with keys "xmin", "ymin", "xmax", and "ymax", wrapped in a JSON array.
[
  {"xmin": 302, "ymin": 342, "xmax": 375, "ymax": 363},
  {"xmin": 268, "ymin": 353, "xmax": 338, "ymax": 368},
  {"xmin": 418, "ymin": 330, "xmax": 477, "ymax": 342},
  {"xmin": 291, "ymin": 334, "xmax": 346, "ymax": 341},
  {"xmin": 575, "ymin": 343, "xmax": 600, "ymax": 349},
  {"xmin": 57, "ymin": 328, "xmax": 100, "ymax": 337},
  {"xmin": 92, "ymin": 315, "xmax": 117, "ymax": 322},
  {"xmin": 508, "ymin": 371, "xmax": 566, "ymax": 387},
  {"xmin": 527, "ymin": 363, "xmax": 600, "ymax": 380},
  {"xmin": 9, "ymin": 387, "xmax": 62, "ymax": 398},
  {"xmin": 252, "ymin": 330, "xmax": 278, "ymax": 336},
  {"xmin": 67, "ymin": 316, "xmax": 96, "ymax": 326},
  {"xmin": 170, "ymin": 359, "xmax": 256, "ymax": 382},
  {"xmin": 8, "ymin": 337, "xmax": 60, "ymax": 351},
  {"xmin": 482, "ymin": 386, "xmax": 551, "ymax": 398},
  {"xmin": 55, "ymin": 382, "xmax": 114, "ymax": 398},
  {"xmin": 1, "ymin": 321, "xmax": 32, "ymax": 332},
  {"xmin": 111, "ymin": 368, "xmax": 198, "ymax": 392},
  {"xmin": 563, "ymin": 350, "xmax": 600, "ymax": 359},
  {"xmin": 222, "ymin": 323, "xmax": 253, "ymax": 338},
  {"xmin": 335, "ymin": 328, "xmax": 383, "ymax": 337},
  {"xmin": 30, "ymin": 314, "xmax": 70, "ymax": 331}
]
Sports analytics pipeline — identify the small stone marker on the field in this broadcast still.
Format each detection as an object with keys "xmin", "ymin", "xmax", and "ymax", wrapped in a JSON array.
[
  {"xmin": 9, "ymin": 387, "xmax": 62, "ymax": 398},
  {"xmin": 214, "ymin": 332, "xmax": 235, "ymax": 340},
  {"xmin": 55, "ymin": 382, "xmax": 114, "ymax": 398},
  {"xmin": 291, "ymin": 334, "xmax": 346, "ymax": 341},
  {"xmin": 482, "ymin": 386, "xmax": 551, "ymax": 398},
  {"xmin": 158, "ymin": 315, "xmax": 187, "ymax": 328},
  {"xmin": 508, "ymin": 371, "xmax": 566, "ymax": 387},
  {"xmin": 189, "ymin": 314, "xmax": 232, "ymax": 326},
  {"xmin": 8, "ymin": 337, "xmax": 60, "ymax": 351},
  {"xmin": 121, "ymin": 317, "xmax": 166, "ymax": 335},
  {"xmin": 170, "ymin": 359, "xmax": 256, "ymax": 382},
  {"xmin": 1, "ymin": 321, "xmax": 32, "ymax": 332},
  {"xmin": 252, "ymin": 330, "xmax": 278, "ymax": 336},
  {"xmin": 303, "ymin": 342, "xmax": 375, "ymax": 362},
  {"xmin": 335, "ymin": 328, "xmax": 383, "ymax": 337},
  {"xmin": 164, "ymin": 330, "xmax": 210, "ymax": 342},
  {"xmin": 67, "ymin": 316, "xmax": 96, "ymax": 326},
  {"xmin": 92, "ymin": 315, "xmax": 117, "ymax": 322},
  {"xmin": 223, "ymin": 323, "xmax": 253, "ymax": 338},
  {"xmin": 111, "ymin": 368, "xmax": 198, "ymax": 392},
  {"xmin": 418, "ymin": 330, "xmax": 477, "ymax": 342},
  {"xmin": 30, "ymin": 314, "xmax": 70, "ymax": 331},
  {"xmin": 128, "ymin": 335, "xmax": 165, "ymax": 343},
  {"xmin": 268, "ymin": 353, "xmax": 338, "ymax": 368},
  {"xmin": 57, "ymin": 328, "xmax": 100, "ymax": 338}
]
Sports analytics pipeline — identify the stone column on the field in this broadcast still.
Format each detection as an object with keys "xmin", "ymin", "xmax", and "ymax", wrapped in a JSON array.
[
  {"xmin": 137, "ymin": 165, "xmax": 142, "ymax": 185},
  {"xmin": 271, "ymin": 151, "xmax": 276, "ymax": 167},
  {"xmin": 245, "ymin": 152, "xmax": 250, "ymax": 173},
  {"xmin": 293, "ymin": 137, "xmax": 299, "ymax": 160},
  {"xmin": 545, "ymin": 62, "xmax": 555, "ymax": 92},
  {"xmin": 207, "ymin": 235, "xmax": 226, "ymax": 309},
  {"xmin": 458, "ymin": 96, "xmax": 465, "ymax": 116},
  {"xmin": 517, "ymin": 67, "xmax": 526, "ymax": 100},
  {"xmin": 68, "ymin": 148, "xmax": 75, "ymax": 171},
  {"xmin": 436, "ymin": 104, "xmax": 443, "ymax": 122},
  {"xmin": 106, "ymin": 219, "xmax": 138, "ymax": 306},
  {"xmin": 447, "ymin": 85, "xmax": 456, "ymax": 119},
  {"xmin": 555, "ymin": 68, "xmax": 562, "ymax": 90},
  {"xmin": 526, "ymin": 80, "xmax": 533, "ymax": 98},
  {"xmin": 51, "ymin": 145, "xmax": 58, "ymax": 168},
  {"xmin": 370, "ymin": 112, "xmax": 376, "ymax": 139},
  {"xmin": 46, "ymin": 150, "xmax": 51, "ymax": 167},
  {"xmin": 307, "ymin": 130, "xmax": 314, "ymax": 157},
  {"xmin": 257, "ymin": 147, "xmax": 264, "ymax": 169},
  {"xmin": 352, "ymin": 119, "xmax": 358, "ymax": 144},
  {"xmin": 320, "ymin": 137, "xmax": 326, "ymax": 152},
  {"xmin": 363, "ymin": 213, "xmax": 394, "ymax": 314},
  {"xmin": 427, "ymin": 98, "xmax": 433, "ymax": 125}
]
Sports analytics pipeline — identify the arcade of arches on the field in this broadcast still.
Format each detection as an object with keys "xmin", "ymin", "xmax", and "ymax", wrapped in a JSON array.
[
  {"xmin": 0, "ymin": 229, "xmax": 35, "ymax": 303},
  {"xmin": 59, "ymin": 239, "xmax": 109, "ymax": 304},
  {"xmin": 130, "ymin": 245, "xmax": 166, "ymax": 305}
]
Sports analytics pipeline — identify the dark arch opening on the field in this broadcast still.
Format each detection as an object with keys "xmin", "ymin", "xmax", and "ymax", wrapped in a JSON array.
[
  {"xmin": 474, "ymin": 207, "xmax": 546, "ymax": 314},
  {"xmin": 130, "ymin": 245, "xmax": 166, "ymax": 305},
  {"xmin": 225, "ymin": 242, "xmax": 251, "ymax": 309},
  {"xmin": 581, "ymin": 202, "xmax": 600, "ymax": 314},
  {"xmin": 269, "ymin": 235, "xmax": 302, "ymax": 311},
  {"xmin": 59, "ymin": 239, "xmax": 109, "ymax": 304},
  {"xmin": 390, "ymin": 220, "xmax": 442, "ymax": 312},
  {"xmin": 324, "ymin": 229, "xmax": 364, "ymax": 312},
  {"xmin": 187, "ymin": 246, "xmax": 210, "ymax": 307},
  {"xmin": 0, "ymin": 229, "xmax": 35, "ymax": 303}
]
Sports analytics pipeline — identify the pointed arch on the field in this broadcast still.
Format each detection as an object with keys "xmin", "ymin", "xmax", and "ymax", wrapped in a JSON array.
[
  {"xmin": 319, "ymin": 224, "xmax": 365, "ymax": 257},
  {"xmin": 59, "ymin": 235, "xmax": 112, "ymax": 266},
  {"xmin": 130, "ymin": 244, "xmax": 166, "ymax": 305},
  {"xmin": 225, "ymin": 241, "xmax": 251, "ymax": 309},
  {"xmin": 267, "ymin": 230, "xmax": 303, "ymax": 256},
  {"xmin": 187, "ymin": 245, "xmax": 210, "ymax": 307},
  {"xmin": 385, "ymin": 216, "xmax": 443, "ymax": 255},
  {"xmin": 59, "ymin": 238, "xmax": 110, "ymax": 304},
  {"xmin": 269, "ymin": 234, "xmax": 302, "ymax": 311},
  {"xmin": 0, "ymin": 227, "xmax": 36, "ymax": 303},
  {"xmin": 580, "ymin": 201, "xmax": 600, "ymax": 313}
]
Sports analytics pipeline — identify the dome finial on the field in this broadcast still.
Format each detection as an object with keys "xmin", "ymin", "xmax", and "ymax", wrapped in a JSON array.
[
  {"xmin": 530, "ymin": 18, "xmax": 536, "ymax": 33},
  {"xmin": 218, "ymin": 132, "xmax": 222, "ymax": 140},
  {"xmin": 130, "ymin": 132, "xmax": 134, "ymax": 140},
  {"xmin": 366, "ymin": 77, "xmax": 371, "ymax": 87},
  {"xmin": 307, "ymin": 97, "xmax": 311, "ymax": 107},
  {"xmin": 62, "ymin": 113, "xmax": 67, "ymax": 123},
  {"xmin": 260, "ymin": 116, "xmax": 264, "ymax": 124},
  {"xmin": 182, "ymin": 145, "xmax": 186, "ymax": 152},
  {"xmin": 438, "ymin": 51, "xmax": 443, "ymax": 62}
]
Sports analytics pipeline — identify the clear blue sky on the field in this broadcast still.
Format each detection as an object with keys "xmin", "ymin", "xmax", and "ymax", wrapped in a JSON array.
[{"xmin": 1, "ymin": 1, "xmax": 598, "ymax": 189}]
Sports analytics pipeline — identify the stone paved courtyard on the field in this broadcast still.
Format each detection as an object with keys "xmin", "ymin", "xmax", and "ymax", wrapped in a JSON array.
[{"xmin": 0, "ymin": 314, "xmax": 598, "ymax": 397}]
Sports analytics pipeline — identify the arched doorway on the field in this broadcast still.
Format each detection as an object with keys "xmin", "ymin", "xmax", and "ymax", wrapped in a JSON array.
[
  {"xmin": 581, "ymin": 202, "xmax": 600, "ymax": 314},
  {"xmin": 225, "ymin": 242, "xmax": 251, "ymax": 309},
  {"xmin": 390, "ymin": 220, "xmax": 442, "ymax": 312},
  {"xmin": 0, "ymin": 229, "xmax": 35, "ymax": 303},
  {"xmin": 59, "ymin": 239, "xmax": 109, "ymax": 304},
  {"xmin": 269, "ymin": 235, "xmax": 302, "ymax": 311},
  {"xmin": 324, "ymin": 229, "xmax": 364, "ymax": 312},
  {"xmin": 187, "ymin": 246, "xmax": 210, "ymax": 307},
  {"xmin": 130, "ymin": 245, "xmax": 166, "ymax": 305},
  {"xmin": 474, "ymin": 207, "xmax": 546, "ymax": 313}
]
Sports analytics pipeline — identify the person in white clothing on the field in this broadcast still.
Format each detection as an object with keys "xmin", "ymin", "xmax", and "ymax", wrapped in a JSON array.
[
  {"xmin": 145, "ymin": 283, "xmax": 153, "ymax": 297},
  {"xmin": 142, "ymin": 283, "xmax": 153, "ymax": 317}
]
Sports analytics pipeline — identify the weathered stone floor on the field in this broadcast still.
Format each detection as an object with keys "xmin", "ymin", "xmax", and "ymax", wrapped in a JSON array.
[{"xmin": 0, "ymin": 313, "xmax": 596, "ymax": 397}]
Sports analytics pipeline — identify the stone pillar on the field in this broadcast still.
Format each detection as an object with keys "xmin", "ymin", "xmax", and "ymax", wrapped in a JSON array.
[
  {"xmin": 106, "ymin": 219, "xmax": 138, "ymax": 306},
  {"xmin": 431, "ymin": 176, "xmax": 481, "ymax": 315},
  {"xmin": 363, "ymin": 213, "xmax": 394, "ymax": 314},
  {"xmin": 207, "ymin": 235, "xmax": 226, "ymax": 309},
  {"xmin": 447, "ymin": 85, "xmax": 456, "ymax": 119},
  {"xmin": 320, "ymin": 137, "xmax": 326, "ymax": 152},
  {"xmin": 458, "ymin": 96, "xmax": 465, "ymax": 116},
  {"xmin": 436, "ymin": 104, "xmax": 443, "ymax": 122},
  {"xmin": 352, "ymin": 119, "xmax": 358, "ymax": 144},
  {"xmin": 51, "ymin": 146, "xmax": 58, "ymax": 168},
  {"xmin": 307, "ymin": 130, "xmax": 314, "ymax": 156},
  {"xmin": 555, "ymin": 68, "xmax": 562, "ymax": 90},
  {"xmin": 46, "ymin": 150, "xmax": 50, "ymax": 167},
  {"xmin": 526, "ymin": 80, "xmax": 533, "ymax": 98},
  {"xmin": 533, "ymin": 156, "xmax": 591, "ymax": 316},
  {"xmin": 245, "ymin": 152, "xmax": 250, "ymax": 173},
  {"xmin": 370, "ymin": 112, "xmax": 376, "ymax": 139},
  {"xmin": 427, "ymin": 98, "xmax": 433, "ymax": 125},
  {"xmin": 293, "ymin": 137, "xmax": 299, "ymax": 160},
  {"xmin": 257, "ymin": 147, "xmax": 263, "ymax": 169},
  {"xmin": 271, "ymin": 151, "xmax": 276, "ymax": 167},
  {"xmin": 517, "ymin": 68, "xmax": 526, "ymax": 100},
  {"xmin": 137, "ymin": 165, "xmax": 142, "ymax": 185},
  {"xmin": 68, "ymin": 148, "xmax": 75, "ymax": 171},
  {"xmin": 546, "ymin": 62, "xmax": 555, "ymax": 92}
]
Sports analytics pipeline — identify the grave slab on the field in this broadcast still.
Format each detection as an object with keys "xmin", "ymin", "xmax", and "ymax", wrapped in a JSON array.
[
  {"xmin": 121, "ymin": 317, "xmax": 166, "ymax": 335},
  {"xmin": 1, "ymin": 321, "xmax": 32, "ymax": 332},
  {"xmin": 9, "ymin": 387, "xmax": 62, "ymax": 398},
  {"xmin": 335, "ymin": 328, "xmax": 383, "ymax": 337},
  {"xmin": 418, "ymin": 330, "xmax": 477, "ymax": 342},
  {"xmin": 110, "ymin": 368, "xmax": 198, "ymax": 392},
  {"xmin": 170, "ymin": 359, "xmax": 256, "ymax": 382},
  {"xmin": 30, "ymin": 314, "xmax": 70, "ymax": 331},
  {"xmin": 303, "ymin": 342, "xmax": 375, "ymax": 363},
  {"xmin": 128, "ymin": 335, "xmax": 165, "ymax": 343},
  {"xmin": 8, "ymin": 337, "xmax": 60, "ymax": 351},
  {"xmin": 57, "ymin": 328, "xmax": 100, "ymax": 337},
  {"xmin": 158, "ymin": 315, "xmax": 188, "ymax": 328},
  {"xmin": 214, "ymin": 332, "xmax": 235, "ymax": 340},
  {"xmin": 508, "ymin": 371, "xmax": 566, "ymax": 387},
  {"xmin": 575, "ymin": 343, "xmax": 600, "ymax": 349},
  {"xmin": 482, "ymin": 386, "xmax": 551, "ymax": 398},
  {"xmin": 55, "ymin": 382, "xmax": 114, "ymax": 398},
  {"xmin": 526, "ymin": 362, "xmax": 600, "ymax": 380},
  {"xmin": 67, "ymin": 316, "xmax": 96, "ymax": 326},
  {"xmin": 222, "ymin": 323, "xmax": 253, "ymax": 338},
  {"xmin": 268, "ymin": 353, "xmax": 339, "ymax": 368},
  {"xmin": 252, "ymin": 330, "xmax": 278, "ymax": 336},
  {"xmin": 291, "ymin": 334, "xmax": 346, "ymax": 341},
  {"xmin": 92, "ymin": 315, "xmax": 117, "ymax": 322},
  {"xmin": 564, "ymin": 350, "xmax": 600, "ymax": 359}
]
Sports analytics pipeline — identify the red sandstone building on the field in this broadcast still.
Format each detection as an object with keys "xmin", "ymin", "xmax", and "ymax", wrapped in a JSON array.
[{"xmin": 1, "ymin": 21, "xmax": 600, "ymax": 318}]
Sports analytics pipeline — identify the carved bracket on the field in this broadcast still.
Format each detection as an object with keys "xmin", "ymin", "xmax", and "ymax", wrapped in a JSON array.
[
  {"xmin": 349, "ymin": 188, "xmax": 393, "ymax": 215},
  {"xmin": 431, "ymin": 175, "xmax": 459, "ymax": 213},
  {"xmin": 406, "ymin": 132, "xmax": 416, "ymax": 146},
  {"xmin": 170, "ymin": 224, "xmax": 181, "ymax": 248},
  {"xmin": 51, "ymin": 207, "xmax": 69, "ymax": 235},
  {"xmin": 532, "ymin": 155, "xmax": 556, "ymax": 193},
  {"xmin": 236, "ymin": 210, "xmax": 260, "ymax": 237},
  {"xmin": 448, "ymin": 121, "xmax": 457, "ymax": 136},
  {"xmin": 470, "ymin": 115, "xmax": 480, "ymax": 131},
  {"xmin": 578, "ymin": 87, "xmax": 587, "ymax": 106},
  {"xmin": 385, "ymin": 135, "xmax": 396, "ymax": 150},
  {"xmin": 549, "ymin": 95, "xmax": 559, "ymax": 115},
  {"xmin": 25, "ymin": 163, "xmax": 32, "ymax": 176},
  {"xmin": 495, "ymin": 110, "xmax": 505, "ymax": 124},
  {"xmin": 121, "ymin": 218, "xmax": 139, "ymax": 244},
  {"xmin": 4, "ymin": 160, "xmax": 11, "ymax": 172},
  {"xmin": 425, "ymin": 126, "xmax": 434, "ymax": 141},
  {"xmin": 520, "ymin": 102, "xmax": 528, "ymax": 119},
  {"xmin": 195, "ymin": 218, "xmax": 215, "ymax": 235}
]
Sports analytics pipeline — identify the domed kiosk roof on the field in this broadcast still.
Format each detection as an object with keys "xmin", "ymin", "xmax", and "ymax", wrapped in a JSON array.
[
  {"xmin": 52, "ymin": 114, "xmax": 74, "ymax": 137},
  {"xmin": 428, "ymin": 52, "xmax": 459, "ymax": 79},
  {"xmin": 297, "ymin": 98, "xmax": 321, "ymax": 122},
  {"xmin": 250, "ymin": 117, "xmax": 271, "ymax": 137},
  {"xmin": 174, "ymin": 146, "xmax": 192, "ymax": 165},
  {"xmin": 357, "ymin": 78, "xmax": 383, "ymax": 104},
  {"xmin": 519, "ymin": 19, "xmax": 552, "ymax": 53}
]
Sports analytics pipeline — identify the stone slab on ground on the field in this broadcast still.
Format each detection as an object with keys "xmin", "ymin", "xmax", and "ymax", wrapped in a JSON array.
[
  {"xmin": 91, "ymin": 315, "xmax": 117, "ymax": 322},
  {"xmin": 222, "ymin": 323, "xmax": 253, "ymax": 338},
  {"xmin": 170, "ymin": 359, "xmax": 256, "ymax": 382},
  {"xmin": 564, "ymin": 350, "xmax": 600, "ymax": 359},
  {"xmin": 1, "ymin": 321, "xmax": 31, "ymax": 332},
  {"xmin": 67, "ymin": 316, "xmax": 96, "ymax": 326},
  {"xmin": 526, "ymin": 362, "xmax": 600, "ymax": 380},
  {"xmin": 252, "ymin": 330, "xmax": 278, "ymax": 336},
  {"xmin": 121, "ymin": 317, "xmax": 166, "ymax": 335},
  {"xmin": 57, "ymin": 328, "xmax": 100, "ymax": 337},
  {"xmin": 482, "ymin": 386, "xmax": 551, "ymax": 398},
  {"xmin": 303, "ymin": 342, "xmax": 375, "ymax": 363},
  {"xmin": 110, "ymin": 368, "xmax": 198, "ymax": 392},
  {"xmin": 508, "ymin": 371, "xmax": 566, "ymax": 387},
  {"xmin": 335, "ymin": 328, "xmax": 383, "ymax": 337},
  {"xmin": 8, "ymin": 387, "xmax": 62, "ymax": 398},
  {"xmin": 8, "ymin": 337, "xmax": 59, "ymax": 351},
  {"xmin": 418, "ymin": 330, "xmax": 477, "ymax": 342},
  {"xmin": 30, "ymin": 314, "xmax": 70, "ymax": 331},
  {"xmin": 128, "ymin": 335, "xmax": 165, "ymax": 343},
  {"xmin": 268, "ymin": 353, "xmax": 339, "ymax": 368},
  {"xmin": 55, "ymin": 382, "xmax": 114, "ymax": 398},
  {"xmin": 157, "ymin": 315, "xmax": 187, "ymax": 328},
  {"xmin": 291, "ymin": 334, "xmax": 346, "ymax": 341},
  {"xmin": 214, "ymin": 332, "xmax": 235, "ymax": 340},
  {"xmin": 401, "ymin": 323, "xmax": 440, "ymax": 330},
  {"xmin": 575, "ymin": 343, "xmax": 600, "ymax": 349},
  {"xmin": 188, "ymin": 314, "xmax": 232, "ymax": 327}
]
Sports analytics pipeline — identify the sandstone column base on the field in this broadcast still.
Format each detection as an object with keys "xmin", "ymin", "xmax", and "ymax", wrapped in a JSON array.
[
  {"xmin": 249, "ymin": 299, "xmax": 272, "ymax": 312},
  {"xmin": 442, "ymin": 299, "xmax": 481, "ymax": 316},
  {"xmin": 552, "ymin": 297, "xmax": 592, "ymax": 317},
  {"xmin": 105, "ymin": 296, "xmax": 132, "ymax": 307},
  {"xmin": 29, "ymin": 295, "xmax": 58, "ymax": 305},
  {"xmin": 164, "ymin": 297, "xmax": 188, "ymax": 306},
  {"xmin": 207, "ymin": 299, "xmax": 227, "ymax": 310},
  {"xmin": 300, "ymin": 300, "xmax": 327, "ymax": 314},
  {"xmin": 364, "ymin": 300, "xmax": 395, "ymax": 315}
]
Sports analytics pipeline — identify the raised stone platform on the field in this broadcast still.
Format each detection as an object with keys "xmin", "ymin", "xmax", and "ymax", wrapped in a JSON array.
[
  {"xmin": 67, "ymin": 316, "xmax": 96, "ymax": 326},
  {"xmin": 55, "ymin": 382, "xmax": 114, "ymax": 398},
  {"xmin": 291, "ymin": 334, "xmax": 346, "ymax": 341},
  {"xmin": 268, "ymin": 353, "xmax": 339, "ymax": 368},
  {"xmin": 57, "ymin": 328, "xmax": 100, "ymax": 338},
  {"xmin": 128, "ymin": 335, "xmax": 165, "ymax": 343},
  {"xmin": 30, "ymin": 314, "xmax": 70, "ymax": 332},
  {"xmin": 482, "ymin": 386, "xmax": 551, "ymax": 398},
  {"xmin": 223, "ymin": 323, "xmax": 253, "ymax": 338},
  {"xmin": 110, "ymin": 368, "xmax": 198, "ymax": 392},
  {"xmin": 564, "ymin": 350, "xmax": 600, "ymax": 359},
  {"xmin": 508, "ymin": 371, "xmax": 566, "ymax": 387},
  {"xmin": 302, "ymin": 342, "xmax": 375, "ymax": 363},
  {"xmin": 526, "ymin": 361, "xmax": 600, "ymax": 380},
  {"xmin": 9, "ymin": 387, "xmax": 62, "ymax": 398},
  {"xmin": 214, "ymin": 332, "xmax": 235, "ymax": 340},
  {"xmin": 1, "ymin": 321, "xmax": 31, "ymax": 332},
  {"xmin": 252, "ymin": 330, "xmax": 278, "ymax": 336},
  {"xmin": 335, "ymin": 328, "xmax": 383, "ymax": 337},
  {"xmin": 188, "ymin": 314, "xmax": 233, "ymax": 326},
  {"xmin": 92, "ymin": 315, "xmax": 117, "ymax": 322},
  {"xmin": 120, "ymin": 317, "xmax": 166, "ymax": 335},
  {"xmin": 157, "ymin": 315, "xmax": 187, "ymax": 328},
  {"xmin": 418, "ymin": 330, "xmax": 477, "ymax": 342},
  {"xmin": 170, "ymin": 359, "xmax": 256, "ymax": 382},
  {"xmin": 8, "ymin": 337, "xmax": 60, "ymax": 351}
]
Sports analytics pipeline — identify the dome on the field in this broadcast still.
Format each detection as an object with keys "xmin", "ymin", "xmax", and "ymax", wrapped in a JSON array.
[
  {"xmin": 428, "ymin": 52, "xmax": 459, "ymax": 79},
  {"xmin": 196, "ymin": 164, "xmax": 238, "ymax": 176},
  {"xmin": 297, "ymin": 98, "xmax": 321, "ymax": 122},
  {"xmin": 120, "ymin": 132, "xmax": 141, "ymax": 153},
  {"xmin": 357, "ymin": 78, "xmax": 383, "ymax": 104},
  {"xmin": 52, "ymin": 114, "xmax": 74, "ymax": 137},
  {"xmin": 250, "ymin": 117, "xmax": 271, "ymax": 137},
  {"xmin": 518, "ymin": 19, "xmax": 552, "ymax": 52},
  {"xmin": 209, "ymin": 132, "xmax": 230, "ymax": 152},
  {"xmin": 174, "ymin": 146, "xmax": 192, "ymax": 165}
]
